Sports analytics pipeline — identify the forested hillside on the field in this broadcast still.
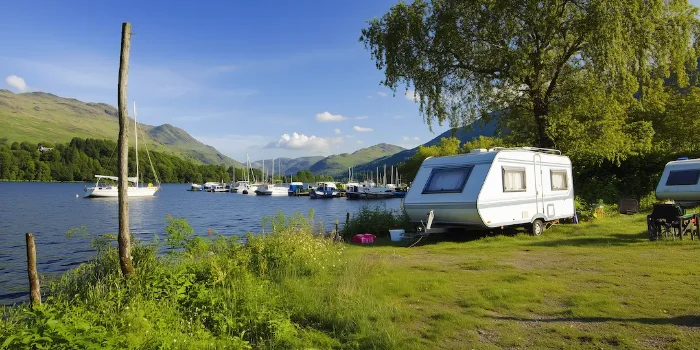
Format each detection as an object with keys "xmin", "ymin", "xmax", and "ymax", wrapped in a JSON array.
[
  {"xmin": 0, "ymin": 138, "xmax": 240, "ymax": 184},
  {"xmin": 0, "ymin": 90, "xmax": 243, "ymax": 167}
]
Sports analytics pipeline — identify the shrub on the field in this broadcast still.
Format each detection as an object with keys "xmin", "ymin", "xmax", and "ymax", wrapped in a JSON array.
[
  {"xmin": 342, "ymin": 205, "xmax": 410, "ymax": 239},
  {"xmin": 0, "ymin": 212, "xmax": 397, "ymax": 349}
]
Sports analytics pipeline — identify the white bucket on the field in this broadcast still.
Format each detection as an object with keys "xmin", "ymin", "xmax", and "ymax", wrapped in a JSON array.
[{"xmin": 389, "ymin": 229, "xmax": 405, "ymax": 242}]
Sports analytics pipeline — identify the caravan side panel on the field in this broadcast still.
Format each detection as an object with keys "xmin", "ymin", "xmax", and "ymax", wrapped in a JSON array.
[
  {"xmin": 477, "ymin": 152, "xmax": 574, "ymax": 228},
  {"xmin": 403, "ymin": 154, "xmax": 495, "ymax": 227},
  {"xmin": 655, "ymin": 159, "xmax": 700, "ymax": 201}
]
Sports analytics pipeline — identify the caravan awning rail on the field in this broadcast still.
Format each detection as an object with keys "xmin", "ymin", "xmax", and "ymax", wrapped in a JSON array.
[{"xmin": 490, "ymin": 147, "xmax": 561, "ymax": 155}]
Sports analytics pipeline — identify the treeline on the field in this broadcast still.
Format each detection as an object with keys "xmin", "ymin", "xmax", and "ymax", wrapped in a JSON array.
[{"xmin": 0, "ymin": 138, "xmax": 336, "ymax": 184}]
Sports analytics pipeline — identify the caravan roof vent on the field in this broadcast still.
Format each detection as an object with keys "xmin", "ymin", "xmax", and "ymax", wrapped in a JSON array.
[
  {"xmin": 470, "ymin": 148, "xmax": 488, "ymax": 154},
  {"xmin": 678, "ymin": 157, "xmax": 689, "ymax": 161}
]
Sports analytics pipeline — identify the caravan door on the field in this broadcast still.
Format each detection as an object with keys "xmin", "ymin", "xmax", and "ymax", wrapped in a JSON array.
[{"xmin": 534, "ymin": 154, "xmax": 544, "ymax": 215}]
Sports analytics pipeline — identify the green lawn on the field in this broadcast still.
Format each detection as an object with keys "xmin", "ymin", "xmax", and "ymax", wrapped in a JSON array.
[
  {"xmin": 347, "ymin": 214, "xmax": 700, "ymax": 349},
  {"xmin": 2, "ymin": 214, "xmax": 698, "ymax": 349}
]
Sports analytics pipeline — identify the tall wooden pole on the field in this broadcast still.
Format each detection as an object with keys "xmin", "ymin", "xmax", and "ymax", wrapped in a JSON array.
[
  {"xmin": 26, "ymin": 233, "xmax": 41, "ymax": 306},
  {"xmin": 118, "ymin": 22, "xmax": 135, "ymax": 276}
]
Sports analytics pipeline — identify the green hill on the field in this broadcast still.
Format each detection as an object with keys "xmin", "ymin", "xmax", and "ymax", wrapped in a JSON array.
[
  {"xmin": 0, "ymin": 89, "xmax": 244, "ymax": 167},
  {"xmin": 251, "ymin": 156, "xmax": 325, "ymax": 175},
  {"xmin": 308, "ymin": 143, "xmax": 405, "ymax": 177}
]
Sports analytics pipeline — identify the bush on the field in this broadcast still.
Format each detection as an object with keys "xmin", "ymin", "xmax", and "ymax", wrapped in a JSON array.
[
  {"xmin": 342, "ymin": 205, "xmax": 410, "ymax": 239},
  {"xmin": 0, "ymin": 212, "xmax": 398, "ymax": 349}
]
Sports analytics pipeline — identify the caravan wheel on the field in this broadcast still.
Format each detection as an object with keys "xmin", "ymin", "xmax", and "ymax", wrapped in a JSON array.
[{"xmin": 529, "ymin": 219, "xmax": 544, "ymax": 236}]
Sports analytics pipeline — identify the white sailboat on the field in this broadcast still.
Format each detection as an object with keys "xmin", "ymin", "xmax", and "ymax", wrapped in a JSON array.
[
  {"xmin": 255, "ymin": 157, "xmax": 287, "ymax": 195},
  {"xmin": 241, "ymin": 153, "xmax": 260, "ymax": 194},
  {"xmin": 84, "ymin": 101, "xmax": 160, "ymax": 198}
]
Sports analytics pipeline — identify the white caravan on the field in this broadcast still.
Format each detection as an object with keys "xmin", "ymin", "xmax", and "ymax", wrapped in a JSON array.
[
  {"xmin": 402, "ymin": 147, "xmax": 575, "ymax": 235},
  {"xmin": 655, "ymin": 157, "xmax": 700, "ymax": 205}
]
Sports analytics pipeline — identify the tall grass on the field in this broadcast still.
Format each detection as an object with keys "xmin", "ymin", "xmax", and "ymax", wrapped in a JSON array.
[
  {"xmin": 0, "ymin": 211, "xmax": 398, "ymax": 349},
  {"xmin": 342, "ymin": 205, "xmax": 410, "ymax": 240}
]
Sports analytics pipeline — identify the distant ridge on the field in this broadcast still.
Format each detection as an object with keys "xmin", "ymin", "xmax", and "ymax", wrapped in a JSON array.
[{"xmin": 350, "ymin": 121, "xmax": 498, "ymax": 175}]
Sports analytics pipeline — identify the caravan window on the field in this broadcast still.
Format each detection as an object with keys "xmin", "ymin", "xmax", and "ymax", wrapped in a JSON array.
[
  {"xmin": 422, "ymin": 166, "xmax": 472, "ymax": 194},
  {"xmin": 550, "ymin": 170, "xmax": 568, "ymax": 191},
  {"xmin": 503, "ymin": 167, "xmax": 526, "ymax": 192},
  {"xmin": 666, "ymin": 170, "xmax": 700, "ymax": 186}
]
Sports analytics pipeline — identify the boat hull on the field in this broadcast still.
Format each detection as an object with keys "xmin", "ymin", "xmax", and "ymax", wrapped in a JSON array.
[
  {"xmin": 309, "ymin": 190, "xmax": 339, "ymax": 199},
  {"xmin": 346, "ymin": 192, "xmax": 394, "ymax": 200},
  {"xmin": 84, "ymin": 186, "xmax": 159, "ymax": 198}
]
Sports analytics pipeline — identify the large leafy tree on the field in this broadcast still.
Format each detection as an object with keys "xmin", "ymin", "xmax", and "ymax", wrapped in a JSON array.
[{"xmin": 361, "ymin": 0, "xmax": 699, "ymax": 161}]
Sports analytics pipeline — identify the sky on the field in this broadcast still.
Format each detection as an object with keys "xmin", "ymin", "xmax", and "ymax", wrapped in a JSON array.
[{"xmin": 0, "ymin": 0, "xmax": 452, "ymax": 162}]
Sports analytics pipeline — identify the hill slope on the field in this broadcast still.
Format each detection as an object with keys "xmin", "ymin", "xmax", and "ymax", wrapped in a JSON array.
[
  {"xmin": 352, "ymin": 121, "xmax": 498, "ymax": 175},
  {"xmin": 251, "ymin": 156, "xmax": 325, "ymax": 175},
  {"xmin": 308, "ymin": 143, "xmax": 405, "ymax": 177},
  {"xmin": 0, "ymin": 90, "xmax": 244, "ymax": 167}
]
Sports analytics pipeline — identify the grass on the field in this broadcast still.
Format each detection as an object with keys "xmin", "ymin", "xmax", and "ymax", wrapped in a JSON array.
[
  {"xmin": 2, "ymin": 212, "xmax": 699, "ymax": 349},
  {"xmin": 346, "ymin": 213, "xmax": 700, "ymax": 349}
]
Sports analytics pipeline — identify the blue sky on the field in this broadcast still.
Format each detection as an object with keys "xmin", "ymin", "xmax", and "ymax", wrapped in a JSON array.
[{"xmin": 0, "ymin": 0, "xmax": 451, "ymax": 162}]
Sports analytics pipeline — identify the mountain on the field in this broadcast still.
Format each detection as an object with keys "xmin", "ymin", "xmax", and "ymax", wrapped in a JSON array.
[
  {"xmin": 351, "ymin": 121, "xmax": 498, "ymax": 175},
  {"xmin": 0, "ymin": 89, "xmax": 244, "ymax": 167},
  {"xmin": 308, "ymin": 143, "xmax": 405, "ymax": 177},
  {"xmin": 251, "ymin": 156, "xmax": 325, "ymax": 174}
]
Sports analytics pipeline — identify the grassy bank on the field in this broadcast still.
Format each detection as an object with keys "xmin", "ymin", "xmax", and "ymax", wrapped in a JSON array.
[{"xmin": 2, "ymin": 212, "xmax": 699, "ymax": 349}]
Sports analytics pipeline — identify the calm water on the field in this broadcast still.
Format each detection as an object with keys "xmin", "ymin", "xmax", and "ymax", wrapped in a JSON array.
[{"xmin": 0, "ymin": 182, "xmax": 402, "ymax": 304}]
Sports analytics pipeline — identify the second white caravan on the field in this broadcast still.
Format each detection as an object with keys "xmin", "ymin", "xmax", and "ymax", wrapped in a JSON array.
[{"xmin": 402, "ymin": 147, "xmax": 575, "ymax": 235}]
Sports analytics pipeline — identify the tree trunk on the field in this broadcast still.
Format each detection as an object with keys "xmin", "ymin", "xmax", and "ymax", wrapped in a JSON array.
[
  {"xmin": 117, "ymin": 22, "xmax": 135, "ymax": 277},
  {"xmin": 533, "ymin": 96, "xmax": 555, "ymax": 149},
  {"xmin": 25, "ymin": 233, "xmax": 41, "ymax": 306}
]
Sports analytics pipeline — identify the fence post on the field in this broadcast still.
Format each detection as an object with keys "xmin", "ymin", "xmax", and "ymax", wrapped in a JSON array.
[{"xmin": 26, "ymin": 233, "xmax": 41, "ymax": 306}]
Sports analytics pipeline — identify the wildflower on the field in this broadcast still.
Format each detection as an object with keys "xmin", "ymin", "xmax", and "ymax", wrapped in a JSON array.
[{"xmin": 208, "ymin": 228, "xmax": 213, "ymax": 237}]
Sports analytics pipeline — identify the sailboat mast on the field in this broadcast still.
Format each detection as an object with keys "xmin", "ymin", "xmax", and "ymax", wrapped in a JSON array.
[{"xmin": 133, "ymin": 100, "xmax": 139, "ymax": 187}]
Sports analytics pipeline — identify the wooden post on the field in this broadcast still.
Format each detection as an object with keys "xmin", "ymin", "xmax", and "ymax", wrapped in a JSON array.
[
  {"xmin": 25, "ymin": 233, "xmax": 40, "ymax": 306},
  {"xmin": 345, "ymin": 212, "xmax": 350, "ymax": 228},
  {"xmin": 117, "ymin": 22, "xmax": 135, "ymax": 277}
]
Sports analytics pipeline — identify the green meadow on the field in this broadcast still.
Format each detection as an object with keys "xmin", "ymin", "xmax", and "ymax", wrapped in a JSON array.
[{"xmin": 1, "ymin": 212, "xmax": 699, "ymax": 349}]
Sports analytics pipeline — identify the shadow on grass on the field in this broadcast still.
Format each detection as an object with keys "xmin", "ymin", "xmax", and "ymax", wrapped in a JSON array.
[
  {"xmin": 525, "ymin": 231, "xmax": 650, "ymax": 247},
  {"xmin": 494, "ymin": 315, "xmax": 700, "ymax": 327},
  {"xmin": 347, "ymin": 230, "xmax": 500, "ymax": 249}
]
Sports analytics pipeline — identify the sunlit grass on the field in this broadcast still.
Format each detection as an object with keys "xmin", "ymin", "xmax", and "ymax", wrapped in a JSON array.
[
  {"xmin": 2, "ymin": 212, "xmax": 699, "ymax": 349},
  {"xmin": 347, "ymin": 213, "xmax": 700, "ymax": 349}
]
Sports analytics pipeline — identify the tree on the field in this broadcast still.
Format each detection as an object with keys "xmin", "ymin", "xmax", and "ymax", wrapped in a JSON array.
[
  {"xmin": 403, "ymin": 137, "xmax": 462, "ymax": 180},
  {"xmin": 361, "ymin": 0, "xmax": 700, "ymax": 161}
]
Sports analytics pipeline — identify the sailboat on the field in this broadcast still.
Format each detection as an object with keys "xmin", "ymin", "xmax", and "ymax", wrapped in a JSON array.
[
  {"xmin": 84, "ymin": 101, "xmax": 160, "ymax": 198},
  {"xmin": 255, "ymin": 158, "xmax": 288, "ymax": 196}
]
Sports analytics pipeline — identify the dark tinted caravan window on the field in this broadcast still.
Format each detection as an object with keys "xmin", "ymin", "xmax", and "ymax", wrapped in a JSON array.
[
  {"xmin": 666, "ymin": 170, "xmax": 700, "ymax": 186},
  {"xmin": 422, "ymin": 166, "xmax": 473, "ymax": 194}
]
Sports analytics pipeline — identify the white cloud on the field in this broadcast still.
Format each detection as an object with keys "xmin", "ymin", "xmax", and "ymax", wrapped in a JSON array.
[
  {"xmin": 413, "ymin": 137, "xmax": 420, "ymax": 141},
  {"xmin": 356, "ymin": 140, "xmax": 364, "ymax": 144},
  {"xmin": 353, "ymin": 126, "xmax": 373, "ymax": 132},
  {"xmin": 366, "ymin": 95, "xmax": 373, "ymax": 99},
  {"xmin": 405, "ymin": 89, "xmax": 420, "ymax": 102},
  {"xmin": 355, "ymin": 115, "xmax": 369, "ymax": 120},
  {"xmin": 402, "ymin": 136, "xmax": 410, "ymax": 141},
  {"xmin": 265, "ymin": 132, "xmax": 343, "ymax": 152},
  {"xmin": 315, "ymin": 111, "xmax": 346, "ymax": 122},
  {"xmin": 377, "ymin": 91, "xmax": 387, "ymax": 97},
  {"xmin": 334, "ymin": 128, "xmax": 342, "ymax": 134},
  {"xmin": 5, "ymin": 75, "xmax": 29, "ymax": 92},
  {"xmin": 345, "ymin": 135, "xmax": 354, "ymax": 139},
  {"xmin": 392, "ymin": 115, "xmax": 403, "ymax": 120}
]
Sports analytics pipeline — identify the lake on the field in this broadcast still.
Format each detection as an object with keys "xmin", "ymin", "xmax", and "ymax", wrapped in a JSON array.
[{"xmin": 0, "ymin": 182, "xmax": 402, "ymax": 304}]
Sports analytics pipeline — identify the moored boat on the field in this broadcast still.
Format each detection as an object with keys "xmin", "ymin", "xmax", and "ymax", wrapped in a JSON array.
[
  {"xmin": 310, "ymin": 182, "xmax": 340, "ymax": 199},
  {"xmin": 85, "ymin": 101, "xmax": 160, "ymax": 198}
]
